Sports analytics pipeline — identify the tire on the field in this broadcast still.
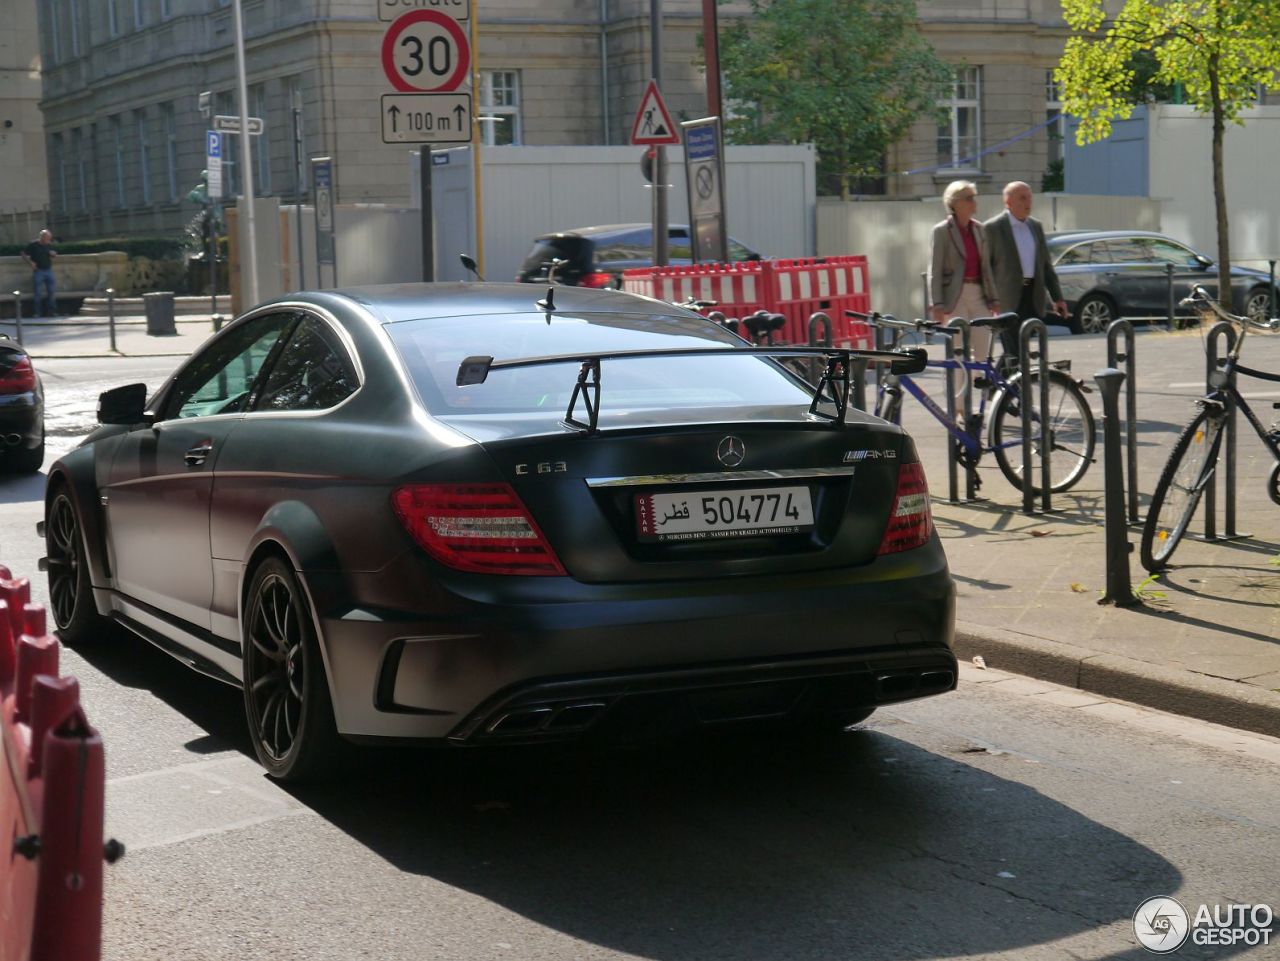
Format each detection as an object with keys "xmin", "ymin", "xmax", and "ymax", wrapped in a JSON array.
[
  {"xmin": 1140, "ymin": 407, "xmax": 1225, "ymax": 572},
  {"xmin": 242, "ymin": 556, "xmax": 343, "ymax": 782},
  {"xmin": 6, "ymin": 434, "xmax": 44, "ymax": 474},
  {"xmin": 45, "ymin": 486, "xmax": 109, "ymax": 646},
  {"xmin": 1244, "ymin": 286, "xmax": 1273, "ymax": 324},
  {"xmin": 1075, "ymin": 294, "xmax": 1115, "ymax": 334},
  {"xmin": 990, "ymin": 368, "xmax": 1096, "ymax": 494}
]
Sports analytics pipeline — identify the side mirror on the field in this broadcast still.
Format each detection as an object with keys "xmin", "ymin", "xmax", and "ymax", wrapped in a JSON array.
[
  {"xmin": 98, "ymin": 383, "xmax": 149, "ymax": 425},
  {"xmin": 459, "ymin": 253, "xmax": 484, "ymax": 281},
  {"xmin": 1195, "ymin": 254, "xmax": 1213, "ymax": 269},
  {"xmin": 889, "ymin": 348, "xmax": 928, "ymax": 376}
]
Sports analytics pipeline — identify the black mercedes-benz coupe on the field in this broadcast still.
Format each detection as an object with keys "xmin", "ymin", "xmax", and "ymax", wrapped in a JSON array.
[
  {"xmin": 41, "ymin": 283, "xmax": 956, "ymax": 780},
  {"xmin": 0, "ymin": 334, "xmax": 44, "ymax": 474}
]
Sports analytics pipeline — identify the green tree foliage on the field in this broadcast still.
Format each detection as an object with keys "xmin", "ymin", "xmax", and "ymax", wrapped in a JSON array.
[
  {"xmin": 717, "ymin": 0, "xmax": 951, "ymax": 198},
  {"xmin": 1057, "ymin": 0, "xmax": 1280, "ymax": 310}
]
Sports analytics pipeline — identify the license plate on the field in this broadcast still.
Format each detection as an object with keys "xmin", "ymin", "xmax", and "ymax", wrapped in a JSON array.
[{"xmin": 635, "ymin": 486, "xmax": 814, "ymax": 542}]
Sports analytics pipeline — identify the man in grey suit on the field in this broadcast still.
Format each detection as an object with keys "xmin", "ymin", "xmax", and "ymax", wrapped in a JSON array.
[{"xmin": 984, "ymin": 181, "xmax": 1069, "ymax": 353}]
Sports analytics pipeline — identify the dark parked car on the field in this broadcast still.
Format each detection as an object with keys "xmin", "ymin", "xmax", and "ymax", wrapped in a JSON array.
[
  {"xmin": 516, "ymin": 223, "xmax": 762, "ymax": 288},
  {"xmin": 41, "ymin": 283, "xmax": 954, "ymax": 781},
  {"xmin": 0, "ymin": 334, "xmax": 44, "ymax": 473},
  {"xmin": 1047, "ymin": 229, "xmax": 1279, "ymax": 334}
]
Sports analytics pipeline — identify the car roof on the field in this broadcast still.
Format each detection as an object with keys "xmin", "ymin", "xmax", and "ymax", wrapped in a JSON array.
[
  {"xmin": 315, "ymin": 281, "xmax": 687, "ymax": 325},
  {"xmin": 536, "ymin": 223, "xmax": 695, "ymax": 239},
  {"xmin": 1046, "ymin": 229, "xmax": 1182, "ymax": 245}
]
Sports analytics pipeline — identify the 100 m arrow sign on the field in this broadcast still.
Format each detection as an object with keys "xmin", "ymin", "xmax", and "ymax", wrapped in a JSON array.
[{"xmin": 381, "ymin": 93, "xmax": 472, "ymax": 144}]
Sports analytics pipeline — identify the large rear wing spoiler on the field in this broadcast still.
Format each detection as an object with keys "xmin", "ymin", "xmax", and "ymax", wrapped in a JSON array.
[{"xmin": 456, "ymin": 346, "xmax": 927, "ymax": 433}]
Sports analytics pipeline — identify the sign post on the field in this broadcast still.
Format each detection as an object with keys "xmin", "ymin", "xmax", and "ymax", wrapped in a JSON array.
[
  {"xmin": 681, "ymin": 117, "xmax": 728, "ymax": 263},
  {"xmin": 311, "ymin": 157, "xmax": 336, "ymax": 286}
]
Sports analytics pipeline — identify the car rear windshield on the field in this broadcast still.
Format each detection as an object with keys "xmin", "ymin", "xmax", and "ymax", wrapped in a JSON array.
[{"xmin": 385, "ymin": 312, "xmax": 812, "ymax": 417}]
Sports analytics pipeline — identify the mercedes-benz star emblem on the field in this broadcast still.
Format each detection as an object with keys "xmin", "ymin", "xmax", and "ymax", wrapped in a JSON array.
[{"xmin": 716, "ymin": 435, "xmax": 746, "ymax": 468}]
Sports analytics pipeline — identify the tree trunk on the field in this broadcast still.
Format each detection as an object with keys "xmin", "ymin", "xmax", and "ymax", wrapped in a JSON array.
[{"xmin": 1209, "ymin": 52, "xmax": 1233, "ymax": 312}]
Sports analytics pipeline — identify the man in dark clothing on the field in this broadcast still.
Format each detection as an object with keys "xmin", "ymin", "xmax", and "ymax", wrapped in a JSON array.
[
  {"xmin": 21, "ymin": 229, "xmax": 59, "ymax": 318},
  {"xmin": 984, "ymin": 183, "xmax": 1067, "ymax": 356}
]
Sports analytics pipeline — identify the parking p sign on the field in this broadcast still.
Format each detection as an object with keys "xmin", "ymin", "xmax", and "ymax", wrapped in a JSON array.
[{"xmin": 206, "ymin": 131, "xmax": 223, "ymax": 200}]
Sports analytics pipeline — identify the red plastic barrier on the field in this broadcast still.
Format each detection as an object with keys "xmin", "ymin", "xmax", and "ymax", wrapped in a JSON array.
[
  {"xmin": 623, "ymin": 255, "xmax": 874, "ymax": 350},
  {"xmin": 0, "ymin": 570, "xmax": 112, "ymax": 961}
]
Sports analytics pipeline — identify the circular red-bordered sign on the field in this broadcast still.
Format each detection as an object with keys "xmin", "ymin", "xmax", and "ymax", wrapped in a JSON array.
[{"xmin": 381, "ymin": 10, "xmax": 470, "ymax": 93}]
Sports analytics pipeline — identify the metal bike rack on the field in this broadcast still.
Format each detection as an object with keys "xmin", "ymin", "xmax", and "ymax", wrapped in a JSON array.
[
  {"xmin": 1095, "ymin": 368, "xmax": 1139, "ymax": 606},
  {"xmin": 1201, "ymin": 321, "xmax": 1248, "ymax": 541},
  {"xmin": 1018, "ymin": 318, "xmax": 1052, "ymax": 515},
  {"xmin": 1105, "ymin": 319, "xmax": 1139, "ymax": 524},
  {"xmin": 943, "ymin": 317, "xmax": 979, "ymax": 502}
]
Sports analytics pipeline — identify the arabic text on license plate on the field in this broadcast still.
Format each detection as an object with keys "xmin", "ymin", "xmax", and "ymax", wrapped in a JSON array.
[{"xmin": 635, "ymin": 486, "xmax": 814, "ymax": 542}]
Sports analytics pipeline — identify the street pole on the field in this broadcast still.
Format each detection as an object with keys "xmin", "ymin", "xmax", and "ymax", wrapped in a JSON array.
[
  {"xmin": 291, "ymin": 94, "xmax": 306, "ymax": 291},
  {"xmin": 232, "ymin": 0, "xmax": 259, "ymax": 307},
  {"xmin": 469, "ymin": 0, "xmax": 484, "ymax": 276},
  {"xmin": 701, "ymin": 0, "xmax": 722, "ymax": 122},
  {"xmin": 650, "ymin": 0, "xmax": 668, "ymax": 267}
]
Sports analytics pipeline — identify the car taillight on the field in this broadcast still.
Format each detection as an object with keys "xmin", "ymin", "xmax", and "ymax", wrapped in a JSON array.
[
  {"xmin": 578, "ymin": 272, "xmax": 615, "ymax": 289},
  {"xmin": 877, "ymin": 462, "xmax": 933, "ymax": 555},
  {"xmin": 0, "ymin": 355, "xmax": 36, "ymax": 394},
  {"xmin": 391, "ymin": 483, "xmax": 566, "ymax": 576}
]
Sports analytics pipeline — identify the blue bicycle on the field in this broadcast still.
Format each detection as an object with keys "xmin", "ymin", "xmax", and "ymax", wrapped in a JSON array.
[{"xmin": 849, "ymin": 310, "xmax": 1097, "ymax": 494}]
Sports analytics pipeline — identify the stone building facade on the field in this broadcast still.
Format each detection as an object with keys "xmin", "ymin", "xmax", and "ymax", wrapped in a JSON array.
[
  {"xmin": 1, "ymin": 0, "xmax": 50, "ymax": 226},
  {"xmin": 32, "ymin": 0, "xmax": 1083, "ymax": 239}
]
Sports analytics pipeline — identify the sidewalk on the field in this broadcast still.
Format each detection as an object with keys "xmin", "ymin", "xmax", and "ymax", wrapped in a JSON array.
[
  {"xmin": 0, "ymin": 313, "xmax": 219, "ymax": 359},
  {"xmin": 5, "ymin": 313, "xmax": 1279, "ymax": 737}
]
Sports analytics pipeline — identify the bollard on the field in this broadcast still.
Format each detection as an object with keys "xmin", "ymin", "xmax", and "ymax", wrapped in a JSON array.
[
  {"xmin": 106, "ymin": 287, "xmax": 117, "ymax": 352},
  {"xmin": 1166, "ymin": 263, "xmax": 1176, "ymax": 329},
  {"xmin": 920, "ymin": 271, "xmax": 930, "ymax": 320},
  {"xmin": 1105, "ymin": 319, "xmax": 1140, "ymax": 524},
  {"xmin": 1018, "ymin": 318, "xmax": 1052, "ymax": 515},
  {"xmin": 12, "ymin": 290, "xmax": 22, "ymax": 346},
  {"xmin": 1270, "ymin": 260, "xmax": 1277, "ymax": 319},
  {"xmin": 1094, "ymin": 368, "xmax": 1140, "ymax": 606}
]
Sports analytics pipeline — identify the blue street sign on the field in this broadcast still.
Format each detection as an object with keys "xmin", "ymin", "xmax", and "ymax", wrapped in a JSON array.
[
  {"xmin": 686, "ymin": 124, "xmax": 718, "ymax": 163},
  {"xmin": 206, "ymin": 131, "xmax": 222, "ymax": 158}
]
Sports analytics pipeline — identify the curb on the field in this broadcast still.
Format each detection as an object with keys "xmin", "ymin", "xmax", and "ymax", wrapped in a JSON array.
[{"xmin": 953, "ymin": 621, "xmax": 1280, "ymax": 739}]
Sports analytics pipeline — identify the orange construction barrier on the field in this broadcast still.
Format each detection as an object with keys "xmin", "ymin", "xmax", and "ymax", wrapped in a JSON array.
[
  {"xmin": 623, "ymin": 255, "xmax": 874, "ymax": 350},
  {"xmin": 0, "ymin": 564, "xmax": 118, "ymax": 961}
]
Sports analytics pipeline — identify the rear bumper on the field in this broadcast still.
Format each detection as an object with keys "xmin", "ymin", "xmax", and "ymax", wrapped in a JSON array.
[
  {"xmin": 309, "ymin": 557, "xmax": 956, "ymax": 741},
  {"xmin": 0, "ymin": 396, "xmax": 42, "ymax": 449}
]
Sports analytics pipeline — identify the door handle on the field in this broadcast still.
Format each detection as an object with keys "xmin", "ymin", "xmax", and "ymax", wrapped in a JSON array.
[{"xmin": 185, "ymin": 440, "xmax": 214, "ymax": 466}]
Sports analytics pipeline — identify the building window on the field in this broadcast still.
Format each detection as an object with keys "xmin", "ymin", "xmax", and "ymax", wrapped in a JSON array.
[
  {"xmin": 937, "ymin": 66, "xmax": 982, "ymax": 170},
  {"xmin": 108, "ymin": 0, "xmax": 120, "ymax": 37},
  {"xmin": 162, "ymin": 0, "xmax": 173, "ymax": 19},
  {"xmin": 133, "ymin": 0, "xmax": 145, "ymax": 29},
  {"xmin": 1046, "ymin": 71, "xmax": 1065, "ymax": 166},
  {"xmin": 69, "ymin": 0, "xmax": 80, "ymax": 56},
  {"xmin": 52, "ymin": 134, "xmax": 67, "ymax": 212},
  {"xmin": 252, "ymin": 83, "xmax": 271, "ymax": 193},
  {"xmin": 136, "ymin": 110, "xmax": 152, "ymax": 204},
  {"xmin": 48, "ymin": 1, "xmax": 61, "ymax": 65},
  {"xmin": 73, "ymin": 128, "xmax": 88, "ymax": 211},
  {"xmin": 480, "ymin": 70, "xmax": 521, "ymax": 146},
  {"xmin": 112, "ymin": 117, "xmax": 126, "ymax": 207},
  {"xmin": 163, "ymin": 103, "xmax": 179, "ymax": 200}
]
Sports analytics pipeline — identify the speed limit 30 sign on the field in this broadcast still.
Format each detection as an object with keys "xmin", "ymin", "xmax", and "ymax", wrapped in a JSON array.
[{"xmin": 381, "ymin": 10, "xmax": 470, "ymax": 93}]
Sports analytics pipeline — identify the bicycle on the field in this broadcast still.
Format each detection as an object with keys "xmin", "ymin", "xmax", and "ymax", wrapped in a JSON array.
[
  {"xmin": 849, "ymin": 309, "xmax": 1097, "ymax": 494},
  {"xmin": 1139, "ymin": 285, "xmax": 1280, "ymax": 572}
]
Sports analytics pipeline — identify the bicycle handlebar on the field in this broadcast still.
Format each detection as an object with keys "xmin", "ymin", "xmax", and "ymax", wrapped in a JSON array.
[{"xmin": 1180, "ymin": 284, "xmax": 1280, "ymax": 331}]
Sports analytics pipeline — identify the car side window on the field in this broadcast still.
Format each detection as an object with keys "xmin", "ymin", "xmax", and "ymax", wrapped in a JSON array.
[
  {"xmin": 255, "ymin": 316, "xmax": 359, "ymax": 412},
  {"xmin": 1055, "ymin": 243, "xmax": 1091, "ymax": 266},
  {"xmin": 162, "ymin": 312, "xmax": 297, "ymax": 420},
  {"xmin": 1147, "ymin": 240, "xmax": 1200, "ymax": 267},
  {"xmin": 1108, "ymin": 240, "xmax": 1151, "ymax": 264}
]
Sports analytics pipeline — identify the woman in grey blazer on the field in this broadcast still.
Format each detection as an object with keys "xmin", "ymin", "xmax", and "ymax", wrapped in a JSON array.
[{"xmin": 928, "ymin": 180, "xmax": 1000, "ymax": 364}]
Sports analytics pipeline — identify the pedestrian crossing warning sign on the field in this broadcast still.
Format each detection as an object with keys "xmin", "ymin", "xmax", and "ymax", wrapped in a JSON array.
[{"xmin": 630, "ymin": 79, "xmax": 681, "ymax": 146}]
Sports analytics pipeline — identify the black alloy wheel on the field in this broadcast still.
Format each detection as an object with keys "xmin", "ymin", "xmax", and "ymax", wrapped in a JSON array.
[
  {"xmin": 1244, "ymin": 287, "xmax": 1274, "ymax": 324},
  {"xmin": 242, "ymin": 556, "xmax": 341, "ymax": 781},
  {"xmin": 45, "ymin": 488, "xmax": 105, "ymax": 646}
]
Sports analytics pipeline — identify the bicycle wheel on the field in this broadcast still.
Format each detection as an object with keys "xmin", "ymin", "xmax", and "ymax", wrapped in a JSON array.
[
  {"xmin": 1139, "ymin": 407, "xmax": 1225, "ymax": 571},
  {"xmin": 990, "ymin": 368, "xmax": 1097, "ymax": 493}
]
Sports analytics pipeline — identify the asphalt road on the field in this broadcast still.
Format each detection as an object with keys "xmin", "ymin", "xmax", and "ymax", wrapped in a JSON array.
[{"xmin": 2, "ymin": 341, "xmax": 1279, "ymax": 960}]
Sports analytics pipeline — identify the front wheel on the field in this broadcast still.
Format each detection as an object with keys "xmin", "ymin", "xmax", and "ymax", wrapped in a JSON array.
[
  {"xmin": 1076, "ymin": 294, "xmax": 1115, "ymax": 334},
  {"xmin": 1140, "ymin": 407, "xmax": 1225, "ymax": 571},
  {"xmin": 45, "ymin": 487, "xmax": 110, "ymax": 646},
  {"xmin": 1244, "ymin": 287, "xmax": 1274, "ymax": 324},
  {"xmin": 990, "ymin": 368, "xmax": 1096, "ymax": 494},
  {"xmin": 242, "ymin": 556, "xmax": 343, "ymax": 781}
]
